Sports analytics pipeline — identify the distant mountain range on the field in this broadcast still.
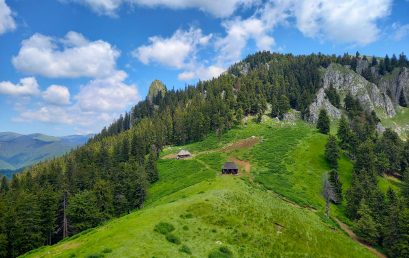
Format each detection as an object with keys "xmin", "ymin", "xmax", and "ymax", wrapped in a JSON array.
[{"xmin": 0, "ymin": 132, "xmax": 92, "ymax": 177}]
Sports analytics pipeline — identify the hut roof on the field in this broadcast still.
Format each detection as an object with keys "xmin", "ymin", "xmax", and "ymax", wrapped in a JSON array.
[
  {"xmin": 177, "ymin": 150, "xmax": 191, "ymax": 156},
  {"xmin": 222, "ymin": 162, "xmax": 238, "ymax": 170}
]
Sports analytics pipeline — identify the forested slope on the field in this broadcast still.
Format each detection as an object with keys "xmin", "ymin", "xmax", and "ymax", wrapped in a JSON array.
[{"xmin": 1, "ymin": 51, "xmax": 409, "ymax": 257}]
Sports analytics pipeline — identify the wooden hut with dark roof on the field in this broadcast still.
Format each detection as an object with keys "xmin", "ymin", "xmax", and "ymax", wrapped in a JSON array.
[{"xmin": 222, "ymin": 162, "xmax": 238, "ymax": 175}]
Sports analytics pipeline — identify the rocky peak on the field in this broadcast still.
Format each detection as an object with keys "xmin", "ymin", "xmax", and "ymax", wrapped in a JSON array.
[{"xmin": 148, "ymin": 80, "xmax": 167, "ymax": 103}]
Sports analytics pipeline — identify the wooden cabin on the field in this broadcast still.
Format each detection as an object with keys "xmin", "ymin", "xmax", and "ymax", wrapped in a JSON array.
[
  {"xmin": 222, "ymin": 162, "xmax": 238, "ymax": 175},
  {"xmin": 177, "ymin": 150, "xmax": 192, "ymax": 159}
]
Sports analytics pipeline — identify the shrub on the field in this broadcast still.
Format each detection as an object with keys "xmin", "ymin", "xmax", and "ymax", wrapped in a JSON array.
[
  {"xmin": 179, "ymin": 245, "xmax": 192, "ymax": 254},
  {"xmin": 165, "ymin": 233, "xmax": 181, "ymax": 245},
  {"xmin": 182, "ymin": 225, "xmax": 189, "ymax": 231},
  {"xmin": 102, "ymin": 248, "xmax": 112, "ymax": 253},
  {"xmin": 208, "ymin": 246, "xmax": 233, "ymax": 258},
  {"xmin": 154, "ymin": 222, "xmax": 175, "ymax": 235}
]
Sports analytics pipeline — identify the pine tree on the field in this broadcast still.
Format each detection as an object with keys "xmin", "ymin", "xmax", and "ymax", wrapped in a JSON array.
[
  {"xmin": 337, "ymin": 115, "xmax": 352, "ymax": 151},
  {"xmin": 277, "ymin": 95, "xmax": 290, "ymax": 119},
  {"xmin": 354, "ymin": 200, "xmax": 379, "ymax": 245},
  {"xmin": 325, "ymin": 135, "xmax": 339, "ymax": 169},
  {"xmin": 317, "ymin": 109, "xmax": 330, "ymax": 134},
  {"xmin": 145, "ymin": 150, "xmax": 159, "ymax": 183},
  {"xmin": 93, "ymin": 179, "xmax": 114, "ymax": 220},
  {"xmin": 325, "ymin": 85, "xmax": 340, "ymax": 108},
  {"xmin": 67, "ymin": 190, "xmax": 102, "ymax": 233},
  {"xmin": 37, "ymin": 186, "xmax": 59, "ymax": 245}
]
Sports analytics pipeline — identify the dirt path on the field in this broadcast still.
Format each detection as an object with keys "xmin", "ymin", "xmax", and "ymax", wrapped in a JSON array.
[
  {"xmin": 334, "ymin": 218, "xmax": 386, "ymax": 258},
  {"xmin": 161, "ymin": 136, "xmax": 260, "ymax": 160}
]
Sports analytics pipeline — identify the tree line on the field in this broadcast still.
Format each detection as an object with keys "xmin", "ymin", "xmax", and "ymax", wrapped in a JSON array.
[{"xmin": 318, "ymin": 91, "xmax": 409, "ymax": 257}]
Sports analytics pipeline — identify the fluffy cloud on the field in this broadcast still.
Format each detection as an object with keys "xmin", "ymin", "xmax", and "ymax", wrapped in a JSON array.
[
  {"xmin": 61, "ymin": 0, "xmax": 122, "ymax": 16},
  {"xmin": 0, "ymin": 77, "xmax": 40, "ymax": 96},
  {"xmin": 12, "ymin": 31, "xmax": 120, "ymax": 78},
  {"xmin": 178, "ymin": 65, "xmax": 225, "ymax": 81},
  {"xmin": 75, "ymin": 71, "xmax": 139, "ymax": 112},
  {"xmin": 42, "ymin": 85, "xmax": 71, "ymax": 105},
  {"xmin": 213, "ymin": 0, "xmax": 392, "ymax": 64},
  {"xmin": 215, "ymin": 17, "xmax": 275, "ymax": 64},
  {"xmin": 262, "ymin": 0, "xmax": 391, "ymax": 46},
  {"xmin": 133, "ymin": 28, "xmax": 211, "ymax": 69},
  {"xmin": 0, "ymin": 0, "xmax": 16, "ymax": 35},
  {"xmin": 292, "ymin": 0, "xmax": 391, "ymax": 45},
  {"xmin": 133, "ymin": 27, "xmax": 223, "ymax": 81},
  {"xmin": 15, "ymin": 71, "xmax": 140, "ymax": 133},
  {"xmin": 63, "ymin": 0, "xmax": 255, "ymax": 17},
  {"xmin": 131, "ymin": 0, "xmax": 255, "ymax": 17}
]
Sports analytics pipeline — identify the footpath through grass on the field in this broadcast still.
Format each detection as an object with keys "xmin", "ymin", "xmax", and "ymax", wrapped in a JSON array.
[
  {"xmin": 23, "ymin": 176, "xmax": 375, "ymax": 258},
  {"xmin": 23, "ymin": 118, "xmax": 377, "ymax": 258}
]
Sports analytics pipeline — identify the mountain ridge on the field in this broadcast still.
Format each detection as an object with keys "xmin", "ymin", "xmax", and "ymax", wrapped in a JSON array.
[{"xmin": 0, "ymin": 132, "xmax": 92, "ymax": 174}]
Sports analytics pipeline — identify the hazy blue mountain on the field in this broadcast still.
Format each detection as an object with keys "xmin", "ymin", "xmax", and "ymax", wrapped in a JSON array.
[{"xmin": 0, "ymin": 132, "xmax": 92, "ymax": 176}]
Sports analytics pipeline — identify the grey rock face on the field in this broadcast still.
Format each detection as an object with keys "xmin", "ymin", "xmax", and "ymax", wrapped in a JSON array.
[
  {"xmin": 379, "ymin": 67, "xmax": 409, "ymax": 106},
  {"xmin": 283, "ymin": 109, "xmax": 301, "ymax": 122},
  {"xmin": 309, "ymin": 88, "xmax": 341, "ymax": 122},
  {"xmin": 309, "ymin": 63, "xmax": 395, "ymax": 122},
  {"xmin": 356, "ymin": 59, "xmax": 369, "ymax": 75}
]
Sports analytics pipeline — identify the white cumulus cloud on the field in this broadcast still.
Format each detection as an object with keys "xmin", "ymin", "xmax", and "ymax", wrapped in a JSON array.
[
  {"xmin": 15, "ymin": 71, "xmax": 140, "ymax": 133},
  {"xmin": 42, "ymin": 85, "xmax": 71, "ymax": 105},
  {"xmin": 215, "ymin": 17, "xmax": 276, "ymax": 64},
  {"xmin": 12, "ymin": 31, "xmax": 120, "ymax": 78},
  {"xmin": 62, "ymin": 0, "xmax": 256, "ymax": 17},
  {"xmin": 264, "ymin": 0, "xmax": 392, "ymax": 45},
  {"xmin": 133, "ymin": 27, "xmax": 211, "ymax": 69},
  {"xmin": 0, "ymin": 0, "xmax": 16, "ymax": 35},
  {"xmin": 75, "ymin": 71, "xmax": 139, "ymax": 112},
  {"xmin": 0, "ymin": 77, "xmax": 40, "ymax": 96},
  {"xmin": 133, "ymin": 27, "xmax": 224, "ymax": 81}
]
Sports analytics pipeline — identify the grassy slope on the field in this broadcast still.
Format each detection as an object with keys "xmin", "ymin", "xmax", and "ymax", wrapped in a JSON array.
[
  {"xmin": 23, "ymin": 118, "xmax": 377, "ymax": 258},
  {"xmin": 382, "ymin": 106, "xmax": 409, "ymax": 138}
]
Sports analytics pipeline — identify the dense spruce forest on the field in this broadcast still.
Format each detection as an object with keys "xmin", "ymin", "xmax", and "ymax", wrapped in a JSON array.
[{"xmin": 1, "ymin": 51, "xmax": 409, "ymax": 257}]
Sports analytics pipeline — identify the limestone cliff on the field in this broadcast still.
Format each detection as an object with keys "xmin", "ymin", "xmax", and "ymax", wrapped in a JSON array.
[
  {"xmin": 378, "ymin": 67, "xmax": 409, "ymax": 106},
  {"xmin": 309, "ymin": 63, "xmax": 395, "ymax": 122}
]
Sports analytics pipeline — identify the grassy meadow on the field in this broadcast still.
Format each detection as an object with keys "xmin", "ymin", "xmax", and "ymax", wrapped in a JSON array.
[{"xmin": 22, "ymin": 117, "xmax": 380, "ymax": 258}]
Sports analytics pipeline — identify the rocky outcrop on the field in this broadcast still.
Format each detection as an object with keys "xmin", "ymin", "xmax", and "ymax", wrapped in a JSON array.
[
  {"xmin": 309, "ymin": 63, "xmax": 395, "ymax": 122},
  {"xmin": 309, "ymin": 88, "xmax": 341, "ymax": 122},
  {"xmin": 356, "ymin": 59, "xmax": 369, "ymax": 75},
  {"xmin": 148, "ymin": 80, "xmax": 167, "ymax": 103},
  {"xmin": 283, "ymin": 109, "xmax": 301, "ymax": 122},
  {"xmin": 378, "ymin": 67, "xmax": 409, "ymax": 106}
]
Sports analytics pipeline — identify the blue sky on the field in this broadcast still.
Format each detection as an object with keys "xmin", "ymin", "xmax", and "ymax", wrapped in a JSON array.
[{"xmin": 0, "ymin": 0, "xmax": 408, "ymax": 136}]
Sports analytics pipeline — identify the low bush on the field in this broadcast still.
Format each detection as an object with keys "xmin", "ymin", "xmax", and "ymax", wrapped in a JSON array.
[
  {"xmin": 165, "ymin": 233, "xmax": 181, "ymax": 245},
  {"xmin": 154, "ymin": 222, "xmax": 175, "ymax": 235}
]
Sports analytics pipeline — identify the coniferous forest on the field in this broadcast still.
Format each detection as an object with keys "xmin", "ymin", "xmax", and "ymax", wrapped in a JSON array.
[{"xmin": 1, "ymin": 51, "xmax": 409, "ymax": 257}]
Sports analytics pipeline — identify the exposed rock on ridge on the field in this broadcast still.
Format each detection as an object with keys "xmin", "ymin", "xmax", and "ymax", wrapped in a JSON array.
[
  {"xmin": 309, "ymin": 63, "xmax": 395, "ymax": 122},
  {"xmin": 378, "ymin": 67, "xmax": 409, "ymax": 106}
]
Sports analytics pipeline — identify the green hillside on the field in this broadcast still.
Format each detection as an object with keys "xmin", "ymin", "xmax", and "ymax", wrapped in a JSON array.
[
  {"xmin": 23, "ymin": 118, "xmax": 380, "ymax": 258},
  {"xmin": 0, "ymin": 133, "xmax": 90, "ymax": 174}
]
